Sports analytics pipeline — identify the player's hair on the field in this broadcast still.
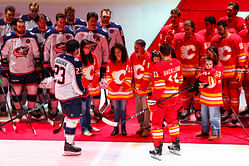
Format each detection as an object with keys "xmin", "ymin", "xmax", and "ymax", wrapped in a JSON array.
[
  {"xmin": 37, "ymin": 13, "xmax": 46, "ymax": 21},
  {"xmin": 207, "ymin": 46, "xmax": 219, "ymax": 66},
  {"xmin": 160, "ymin": 44, "xmax": 172, "ymax": 57},
  {"xmin": 64, "ymin": 5, "xmax": 75, "ymax": 16},
  {"xmin": 170, "ymin": 8, "xmax": 181, "ymax": 17},
  {"xmin": 184, "ymin": 20, "xmax": 195, "ymax": 32},
  {"xmin": 5, "ymin": 5, "xmax": 15, "ymax": 14},
  {"xmin": 110, "ymin": 43, "xmax": 128, "ymax": 63},
  {"xmin": 217, "ymin": 20, "xmax": 228, "ymax": 28},
  {"xmin": 245, "ymin": 15, "xmax": 249, "ymax": 21},
  {"xmin": 16, "ymin": 18, "xmax": 24, "ymax": 24},
  {"xmin": 204, "ymin": 16, "xmax": 216, "ymax": 25},
  {"xmin": 101, "ymin": 8, "xmax": 111, "ymax": 16},
  {"xmin": 29, "ymin": 2, "xmax": 39, "ymax": 9},
  {"xmin": 66, "ymin": 39, "xmax": 79, "ymax": 54},
  {"xmin": 228, "ymin": 1, "xmax": 239, "ymax": 12},
  {"xmin": 80, "ymin": 39, "xmax": 94, "ymax": 66},
  {"xmin": 56, "ymin": 12, "xmax": 66, "ymax": 21},
  {"xmin": 135, "ymin": 39, "xmax": 146, "ymax": 47},
  {"xmin": 87, "ymin": 12, "xmax": 98, "ymax": 21},
  {"xmin": 151, "ymin": 50, "xmax": 161, "ymax": 62}
]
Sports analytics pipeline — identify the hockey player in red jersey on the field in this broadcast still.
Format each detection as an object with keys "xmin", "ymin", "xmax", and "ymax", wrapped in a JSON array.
[
  {"xmin": 218, "ymin": 1, "xmax": 246, "ymax": 34},
  {"xmin": 159, "ymin": 8, "xmax": 184, "ymax": 48},
  {"xmin": 148, "ymin": 44, "xmax": 183, "ymax": 160},
  {"xmin": 130, "ymin": 39, "xmax": 152, "ymax": 137},
  {"xmin": 239, "ymin": 15, "xmax": 249, "ymax": 116},
  {"xmin": 173, "ymin": 20, "xmax": 204, "ymax": 121},
  {"xmin": 197, "ymin": 16, "xmax": 218, "ymax": 65},
  {"xmin": 211, "ymin": 20, "xmax": 246, "ymax": 124},
  {"xmin": 106, "ymin": 43, "xmax": 134, "ymax": 136}
]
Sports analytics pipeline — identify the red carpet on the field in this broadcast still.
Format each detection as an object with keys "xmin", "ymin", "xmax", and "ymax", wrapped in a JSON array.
[{"xmin": 0, "ymin": 98, "xmax": 249, "ymax": 145}]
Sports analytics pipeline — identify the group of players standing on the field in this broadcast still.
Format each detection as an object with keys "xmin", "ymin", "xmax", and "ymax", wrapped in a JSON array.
[{"xmin": 0, "ymin": 1, "xmax": 249, "ymax": 158}]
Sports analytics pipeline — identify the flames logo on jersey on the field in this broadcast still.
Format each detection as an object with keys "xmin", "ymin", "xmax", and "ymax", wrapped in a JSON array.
[
  {"xmin": 83, "ymin": 65, "xmax": 94, "ymax": 80},
  {"xmin": 180, "ymin": 45, "xmax": 196, "ymax": 59},
  {"xmin": 218, "ymin": 46, "xmax": 231, "ymax": 61},
  {"xmin": 112, "ymin": 70, "xmax": 126, "ymax": 85},
  {"xmin": 54, "ymin": 42, "xmax": 66, "ymax": 53},
  {"xmin": 13, "ymin": 46, "xmax": 29, "ymax": 57},
  {"xmin": 133, "ymin": 65, "xmax": 144, "ymax": 79}
]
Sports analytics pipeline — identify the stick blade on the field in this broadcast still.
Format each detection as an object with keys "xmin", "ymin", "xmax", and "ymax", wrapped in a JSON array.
[{"xmin": 102, "ymin": 117, "xmax": 118, "ymax": 127}]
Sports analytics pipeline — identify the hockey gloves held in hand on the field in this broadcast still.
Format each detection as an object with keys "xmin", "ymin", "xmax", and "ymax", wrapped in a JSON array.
[{"xmin": 236, "ymin": 68, "xmax": 244, "ymax": 83}]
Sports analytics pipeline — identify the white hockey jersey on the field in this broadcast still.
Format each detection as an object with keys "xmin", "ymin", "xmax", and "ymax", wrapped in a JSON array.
[
  {"xmin": 0, "ymin": 18, "xmax": 17, "ymax": 49},
  {"xmin": 75, "ymin": 26, "xmax": 109, "ymax": 67},
  {"xmin": 20, "ymin": 14, "xmax": 53, "ymax": 31},
  {"xmin": 54, "ymin": 53, "xmax": 88, "ymax": 101},
  {"xmin": 1, "ymin": 31, "xmax": 40, "ymax": 74},
  {"xmin": 43, "ymin": 27, "xmax": 74, "ymax": 70}
]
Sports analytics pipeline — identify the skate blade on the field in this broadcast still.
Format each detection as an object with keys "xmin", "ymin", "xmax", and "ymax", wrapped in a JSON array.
[
  {"xmin": 169, "ymin": 150, "xmax": 181, "ymax": 156},
  {"xmin": 63, "ymin": 151, "xmax": 81, "ymax": 156},
  {"xmin": 150, "ymin": 154, "xmax": 162, "ymax": 161}
]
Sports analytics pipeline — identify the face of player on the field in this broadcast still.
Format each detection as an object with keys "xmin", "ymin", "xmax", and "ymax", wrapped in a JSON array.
[
  {"xmin": 5, "ymin": 10, "xmax": 15, "ymax": 23},
  {"xmin": 66, "ymin": 11, "xmax": 75, "ymax": 23},
  {"xmin": 38, "ymin": 17, "xmax": 46, "ymax": 29},
  {"xmin": 205, "ymin": 60, "xmax": 213, "ymax": 70},
  {"xmin": 114, "ymin": 48, "xmax": 122, "ymax": 62},
  {"xmin": 16, "ymin": 22, "xmax": 25, "ymax": 35},
  {"xmin": 206, "ymin": 49, "xmax": 214, "ymax": 59},
  {"xmin": 184, "ymin": 25, "xmax": 194, "ymax": 38},
  {"xmin": 227, "ymin": 5, "xmax": 237, "ymax": 17},
  {"xmin": 217, "ymin": 25, "xmax": 226, "ymax": 37},
  {"xmin": 56, "ymin": 17, "xmax": 66, "ymax": 30},
  {"xmin": 83, "ymin": 44, "xmax": 91, "ymax": 55},
  {"xmin": 101, "ymin": 11, "xmax": 111, "ymax": 26},
  {"xmin": 134, "ymin": 44, "xmax": 145, "ymax": 55},
  {"xmin": 153, "ymin": 56, "xmax": 160, "ymax": 64},
  {"xmin": 170, "ymin": 14, "xmax": 180, "ymax": 25},
  {"xmin": 29, "ymin": 5, "xmax": 39, "ymax": 18},
  {"xmin": 87, "ymin": 17, "xmax": 98, "ymax": 30},
  {"xmin": 205, "ymin": 21, "xmax": 215, "ymax": 34}
]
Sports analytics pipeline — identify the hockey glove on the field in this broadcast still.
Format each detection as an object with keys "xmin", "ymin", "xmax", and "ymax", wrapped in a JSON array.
[{"xmin": 236, "ymin": 68, "xmax": 245, "ymax": 83}]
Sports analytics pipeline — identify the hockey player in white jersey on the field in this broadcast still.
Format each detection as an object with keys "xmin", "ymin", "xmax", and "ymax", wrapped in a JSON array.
[
  {"xmin": 43, "ymin": 13, "xmax": 74, "ymax": 120},
  {"xmin": 0, "ymin": 6, "xmax": 17, "ymax": 114},
  {"xmin": 75, "ymin": 12, "xmax": 109, "ymax": 119},
  {"xmin": 1, "ymin": 18, "xmax": 41, "ymax": 118},
  {"xmin": 54, "ymin": 39, "xmax": 89, "ymax": 156}
]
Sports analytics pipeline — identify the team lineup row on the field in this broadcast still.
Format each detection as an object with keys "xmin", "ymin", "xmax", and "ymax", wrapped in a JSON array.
[{"xmin": 0, "ymin": 1, "xmax": 249, "ymax": 159}]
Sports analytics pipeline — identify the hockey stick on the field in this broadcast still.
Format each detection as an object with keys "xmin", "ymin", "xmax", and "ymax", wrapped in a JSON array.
[
  {"xmin": 53, "ymin": 116, "xmax": 64, "ymax": 134},
  {"xmin": 0, "ymin": 99, "xmax": 54, "ymax": 128},
  {"xmin": 0, "ymin": 77, "xmax": 16, "ymax": 132},
  {"xmin": 223, "ymin": 93, "xmax": 249, "ymax": 137},
  {"xmin": 102, "ymin": 85, "xmax": 193, "ymax": 127}
]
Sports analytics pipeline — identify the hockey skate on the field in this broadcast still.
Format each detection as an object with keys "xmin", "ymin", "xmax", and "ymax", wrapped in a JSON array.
[
  {"xmin": 149, "ymin": 143, "xmax": 163, "ymax": 161},
  {"xmin": 168, "ymin": 139, "xmax": 181, "ymax": 156},
  {"xmin": 64, "ymin": 141, "xmax": 81, "ymax": 156}
]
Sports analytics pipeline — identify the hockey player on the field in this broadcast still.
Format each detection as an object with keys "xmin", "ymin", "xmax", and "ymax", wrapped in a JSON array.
[
  {"xmin": 64, "ymin": 5, "xmax": 87, "ymax": 34},
  {"xmin": 98, "ymin": 8, "xmax": 125, "ymax": 49},
  {"xmin": 75, "ymin": 12, "xmax": 109, "ymax": 120},
  {"xmin": 197, "ymin": 16, "xmax": 218, "ymax": 64},
  {"xmin": 211, "ymin": 20, "xmax": 246, "ymax": 124},
  {"xmin": 20, "ymin": 2, "xmax": 52, "ymax": 30},
  {"xmin": 239, "ymin": 15, "xmax": 249, "ymax": 116},
  {"xmin": 130, "ymin": 39, "xmax": 152, "ymax": 137},
  {"xmin": 1, "ymin": 18, "xmax": 41, "ymax": 118},
  {"xmin": 218, "ymin": 1, "xmax": 246, "ymax": 34},
  {"xmin": 76, "ymin": 39, "xmax": 100, "ymax": 136},
  {"xmin": 0, "ymin": 6, "xmax": 17, "ymax": 114},
  {"xmin": 159, "ymin": 8, "xmax": 184, "ymax": 48},
  {"xmin": 43, "ymin": 13, "xmax": 74, "ymax": 120},
  {"xmin": 54, "ymin": 39, "xmax": 88, "ymax": 156},
  {"xmin": 106, "ymin": 43, "xmax": 134, "ymax": 136},
  {"xmin": 148, "ymin": 44, "xmax": 183, "ymax": 160},
  {"xmin": 173, "ymin": 20, "xmax": 204, "ymax": 121}
]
